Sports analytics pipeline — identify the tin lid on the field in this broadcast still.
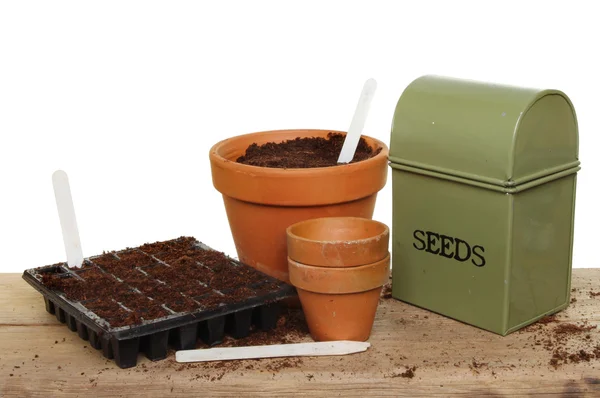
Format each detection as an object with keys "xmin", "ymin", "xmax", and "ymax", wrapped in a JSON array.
[{"xmin": 390, "ymin": 75, "xmax": 579, "ymax": 187}]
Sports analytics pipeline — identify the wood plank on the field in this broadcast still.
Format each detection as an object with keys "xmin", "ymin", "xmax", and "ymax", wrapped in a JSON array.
[
  {"xmin": 0, "ymin": 274, "xmax": 63, "ymax": 326},
  {"xmin": 1, "ymin": 270, "xmax": 599, "ymax": 397}
]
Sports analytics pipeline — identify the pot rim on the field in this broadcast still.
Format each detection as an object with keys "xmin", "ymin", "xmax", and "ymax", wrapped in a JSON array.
[
  {"xmin": 209, "ymin": 128, "xmax": 389, "ymax": 176},
  {"xmin": 288, "ymin": 253, "xmax": 390, "ymax": 294},
  {"xmin": 286, "ymin": 216, "xmax": 389, "ymax": 246}
]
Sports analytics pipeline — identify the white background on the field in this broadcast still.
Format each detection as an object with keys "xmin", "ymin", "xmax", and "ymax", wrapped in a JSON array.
[{"xmin": 0, "ymin": 1, "xmax": 598, "ymax": 272}]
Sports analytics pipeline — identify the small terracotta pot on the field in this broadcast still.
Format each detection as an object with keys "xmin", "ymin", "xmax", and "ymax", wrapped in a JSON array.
[
  {"xmin": 286, "ymin": 217, "xmax": 390, "ymax": 341},
  {"xmin": 286, "ymin": 216, "xmax": 389, "ymax": 267},
  {"xmin": 209, "ymin": 129, "xmax": 388, "ymax": 283}
]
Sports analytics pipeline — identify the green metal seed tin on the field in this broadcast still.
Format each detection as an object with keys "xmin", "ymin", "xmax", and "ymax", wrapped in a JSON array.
[{"xmin": 389, "ymin": 75, "xmax": 580, "ymax": 335}]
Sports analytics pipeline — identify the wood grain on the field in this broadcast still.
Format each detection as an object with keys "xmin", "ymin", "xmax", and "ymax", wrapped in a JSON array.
[{"xmin": 1, "ymin": 270, "xmax": 599, "ymax": 397}]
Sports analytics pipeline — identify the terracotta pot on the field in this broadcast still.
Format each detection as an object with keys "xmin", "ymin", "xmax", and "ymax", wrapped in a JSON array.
[
  {"xmin": 286, "ymin": 217, "xmax": 390, "ymax": 341},
  {"xmin": 286, "ymin": 216, "xmax": 389, "ymax": 267},
  {"xmin": 209, "ymin": 129, "xmax": 388, "ymax": 283}
]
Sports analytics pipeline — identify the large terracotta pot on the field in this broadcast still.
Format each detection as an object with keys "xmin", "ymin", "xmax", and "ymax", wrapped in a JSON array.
[
  {"xmin": 209, "ymin": 129, "xmax": 388, "ymax": 283},
  {"xmin": 287, "ymin": 217, "xmax": 390, "ymax": 341}
]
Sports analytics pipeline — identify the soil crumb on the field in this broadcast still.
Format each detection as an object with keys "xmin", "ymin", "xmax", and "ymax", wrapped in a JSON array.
[
  {"xmin": 400, "ymin": 366, "xmax": 416, "ymax": 378},
  {"xmin": 380, "ymin": 283, "xmax": 393, "ymax": 300},
  {"xmin": 387, "ymin": 366, "xmax": 416, "ymax": 379}
]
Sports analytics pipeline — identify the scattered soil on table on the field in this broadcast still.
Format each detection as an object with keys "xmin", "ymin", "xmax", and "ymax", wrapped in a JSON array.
[
  {"xmin": 537, "ymin": 315, "xmax": 560, "ymax": 325},
  {"xmin": 519, "ymin": 311, "xmax": 600, "ymax": 369},
  {"xmin": 236, "ymin": 132, "xmax": 382, "ymax": 168},
  {"xmin": 379, "ymin": 281, "xmax": 599, "ymax": 376},
  {"xmin": 554, "ymin": 323, "xmax": 596, "ymax": 336},
  {"xmin": 469, "ymin": 359, "xmax": 490, "ymax": 374},
  {"xmin": 37, "ymin": 237, "xmax": 288, "ymax": 328},
  {"xmin": 164, "ymin": 308, "xmax": 309, "ymax": 380},
  {"xmin": 590, "ymin": 291, "xmax": 600, "ymax": 298},
  {"xmin": 199, "ymin": 356, "xmax": 304, "ymax": 382},
  {"xmin": 221, "ymin": 307, "xmax": 309, "ymax": 347}
]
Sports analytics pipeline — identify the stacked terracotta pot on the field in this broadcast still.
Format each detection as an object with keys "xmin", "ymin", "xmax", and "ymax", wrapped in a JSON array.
[{"xmin": 286, "ymin": 217, "xmax": 390, "ymax": 341}]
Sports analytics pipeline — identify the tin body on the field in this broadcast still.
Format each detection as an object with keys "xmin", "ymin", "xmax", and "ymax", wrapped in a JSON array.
[{"xmin": 389, "ymin": 75, "xmax": 580, "ymax": 335}]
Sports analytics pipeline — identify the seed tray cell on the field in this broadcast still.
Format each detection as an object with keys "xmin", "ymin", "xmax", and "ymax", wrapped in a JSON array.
[{"xmin": 22, "ymin": 237, "xmax": 296, "ymax": 368}]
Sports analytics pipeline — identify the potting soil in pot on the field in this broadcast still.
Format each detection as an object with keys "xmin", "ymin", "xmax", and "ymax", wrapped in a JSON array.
[
  {"xmin": 22, "ymin": 236, "xmax": 296, "ymax": 369},
  {"xmin": 236, "ymin": 132, "xmax": 382, "ymax": 168}
]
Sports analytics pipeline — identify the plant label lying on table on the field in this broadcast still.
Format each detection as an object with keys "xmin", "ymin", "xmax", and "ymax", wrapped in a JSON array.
[{"xmin": 175, "ymin": 341, "xmax": 371, "ymax": 363}]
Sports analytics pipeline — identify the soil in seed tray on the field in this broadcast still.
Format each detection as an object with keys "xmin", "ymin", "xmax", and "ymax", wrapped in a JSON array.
[
  {"xmin": 138, "ymin": 236, "xmax": 197, "ymax": 257},
  {"xmin": 236, "ymin": 132, "xmax": 382, "ymax": 168},
  {"xmin": 116, "ymin": 250, "xmax": 158, "ymax": 268},
  {"xmin": 38, "ymin": 236, "xmax": 283, "ymax": 328},
  {"xmin": 84, "ymin": 299, "xmax": 139, "ymax": 328},
  {"xmin": 88, "ymin": 254, "xmax": 122, "ymax": 273}
]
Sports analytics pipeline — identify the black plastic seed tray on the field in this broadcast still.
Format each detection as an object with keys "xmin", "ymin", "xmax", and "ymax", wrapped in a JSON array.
[{"xmin": 22, "ymin": 237, "xmax": 296, "ymax": 369}]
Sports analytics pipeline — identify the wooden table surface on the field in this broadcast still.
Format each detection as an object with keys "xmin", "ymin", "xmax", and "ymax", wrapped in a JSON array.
[{"xmin": 1, "ymin": 269, "xmax": 599, "ymax": 397}]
